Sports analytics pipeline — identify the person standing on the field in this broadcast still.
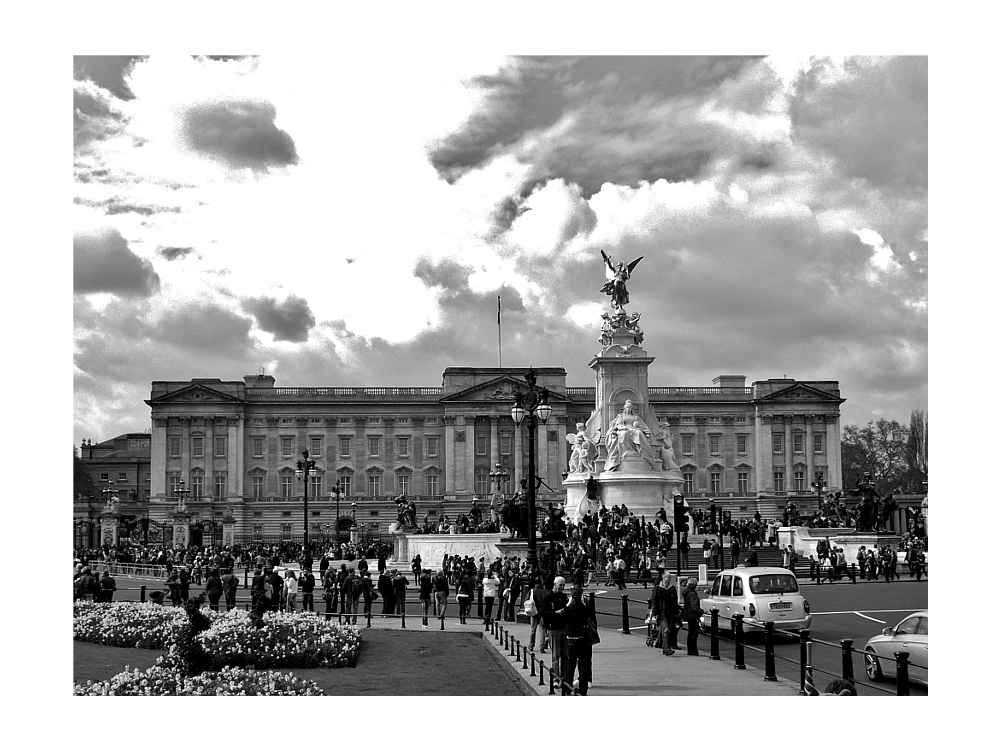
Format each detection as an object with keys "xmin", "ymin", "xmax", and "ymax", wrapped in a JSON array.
[
  {"xmin": 284, "ymin": 569, "xmax": 299, "ymax": 613},
  {"xmin": 681, "ymin": 577, "xmax": 703, "ymax": 656},
  {"xmin": 528, "ymin": 576, "xmax": 549, "ymax": 652},
  {"xmin": 457, "ymin": 569, "xmax": 476, "ymax": 625},
  {"xmin": 541, "ymin": 576, "xmax": 568, "ymax": 680},
  {"xmin": 205, "ymin": 568, "xmax": 223, "ymax": 612},
  {"xmin": 300, "ymin": 568, "xmax": 316, "ymax": 612},
  {"xmin": 652, "ymin": 570, "xmax": 677, "ymax": 656},
  {"xmin": 361, "ymin": 571, "xmax": 374, "ymax": 625},
  {"xmin": 418, "ymin": 569, "xmax": 434, "ymax": 628},
  {"xmin": 99, "ymin": 571, "xmax": 117, "ymax": 603},
  {"xmin": 433, "ymin": 568, "xmax": 450, "ymax": 629},
  {"xmin": 702, "ymin": 539, "xmax": 712, "ymax": 569},
  {"xmin": 268, "ymin": 567, "xmax": 284, "ymax": 612},
  {"xmin": 378, "ymin": 569, "xmax": 395, "ymax": 616},
  {"xmin": 482, "ymin": 569, "xmax": 500, "ymax": 625},
  {"xmin": 392, "ymin": 569, "xmax": 409, "ymax": 618},
  {"xmin": 222, "ymin": 568, "xmax": 239, "ymax": 611},
  {"xmin": 411, "ymin": 554, "xmax": 422, "ymax": 586},
  {"xmin": 560, "ymin": 585, "xmax": 594, "ymax": 695}
]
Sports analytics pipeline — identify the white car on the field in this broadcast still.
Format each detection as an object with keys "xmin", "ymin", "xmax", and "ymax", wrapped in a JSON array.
[
  {"xmin": 863, "ymin": 610, "xmax": 928, "ymax": 686},
  {"xmin": 698, "ymin": 567, "xmax": 811, "ymax": 636}
]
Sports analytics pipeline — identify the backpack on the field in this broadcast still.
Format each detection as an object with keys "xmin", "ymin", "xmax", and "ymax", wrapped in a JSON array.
[
  {"xmin": 351, "ymin": 576, "xmax": 365, "ymax": 598},
  {"xmin": 524, "ymin": 590, "xmax": 538, "ymax": 617}
]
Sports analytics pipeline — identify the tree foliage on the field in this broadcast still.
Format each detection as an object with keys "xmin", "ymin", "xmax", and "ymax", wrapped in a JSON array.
[{"xmin": 841, "ymin": 418, "xmax": 911, "ymax": 493}]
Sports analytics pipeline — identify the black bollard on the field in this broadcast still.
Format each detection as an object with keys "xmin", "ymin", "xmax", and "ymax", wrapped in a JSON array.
[
  {"xmin": 366, "ymin": 608, "xmax": 372, "ymax": 628},
  {"xmin": 477, "ymin": 585, "xmax": 483, "ymax": 618},
  {"xmin": 621, "ymin": 594, "xmax": 630, "ymax": 634},
  {"xmin": 799, "ymin": 629, "xmax": 811, "ymax": 694},
  {"xmin": 549, "ymin": 667, "xmax": 555, "ymax": 695},
  {"xmin": 530, "ymin": 653, "xmax": 536, "ymax": 676},
  {"xmin": 244, "ymin": 567, "xmax": 249, "ymax": 589},
  {"xmin": 734, "ymin": 614, "xmax": 747, "ymax": 670},
  {"xmin": 140, "ymin": 585, "xmax": 146, "ymax": 603},
  {"xmin": 840, "ymin": 639, "xmax": 855, "ymax": 683},
  {"xmin": 522, "ymin": 645, "xmax": 528, "ymax": 670},
  {"xmin": 401, "ymin": 608, "xmax": 406, "ymax": 629},
  {"xmin": 894, "ymin": 651, "xmax": 911, "ymax": 696},
  {"xmin": 538, "ymin": 659, "xmax": 545, "ymax": 686},
  {"xmin": 587, "ymin": 591, "xmax": 596, "ymax": 620},
  {"xmin": 710, "ymin": 608, "xmax": 721, "ymax": 660},
  {"xmin": 763, "ymin": 621, "xmax": 777, "ymax": 681},
  {"xmin": 850, "ymin": 563, "xmax": 857, "ymax": 584}
]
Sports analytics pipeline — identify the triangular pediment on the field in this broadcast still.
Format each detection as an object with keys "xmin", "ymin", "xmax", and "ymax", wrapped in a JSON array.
[
  {"xmin": 440, "ymin": 376, "xmax": 571, "ymax": 404},
  {"xmin": 756, "ymin": 383, "xmax": 844, "ymax": 404},
  {"xmin": 146, "ymin": 383, "xmax": 244, "ymax": 405}
]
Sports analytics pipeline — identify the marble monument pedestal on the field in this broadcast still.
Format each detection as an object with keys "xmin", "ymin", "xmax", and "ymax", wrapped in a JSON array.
[
  {"xmin": 389, "ymin": 530, "xmax": 537, "ymax": 568},
  {"xmin": 565, "ymin": 456, "xmax": 683, "ymax": 524}
]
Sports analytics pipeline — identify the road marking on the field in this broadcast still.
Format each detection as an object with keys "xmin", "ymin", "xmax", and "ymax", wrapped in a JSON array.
[
  {"xmin": 810, "ymin": 610, "xmax": 917, "ymax": 616},
  {"xmin": 853, "ymin": 612, "xmax": 886, "ymax": 623}
]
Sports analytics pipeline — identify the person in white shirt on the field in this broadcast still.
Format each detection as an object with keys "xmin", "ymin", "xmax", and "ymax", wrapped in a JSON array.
[{"xmin": 284, "ymin": 570, "xmax": 299, "ymax": 612}]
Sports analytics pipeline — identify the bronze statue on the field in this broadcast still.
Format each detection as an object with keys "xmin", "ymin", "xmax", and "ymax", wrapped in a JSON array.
[{"xmin": 601, "ymin": 250, "xmax": 643, "ymax": 310}]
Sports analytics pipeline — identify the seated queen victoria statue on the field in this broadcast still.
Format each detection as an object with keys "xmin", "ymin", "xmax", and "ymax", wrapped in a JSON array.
[{"xmin": 605, "ymin": 399, "xmax": 658, "ymax": 472}]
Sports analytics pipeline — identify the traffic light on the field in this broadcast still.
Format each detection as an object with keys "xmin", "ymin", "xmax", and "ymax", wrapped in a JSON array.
[{"xmin": 673, "ymin": 495, "xmax": 689, "ymax": 534}]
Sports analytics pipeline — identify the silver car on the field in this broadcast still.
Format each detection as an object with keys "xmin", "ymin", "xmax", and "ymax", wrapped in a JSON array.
[{"xmin": 863, "ymin": 610, "xmax": 928, "ymax": 686}]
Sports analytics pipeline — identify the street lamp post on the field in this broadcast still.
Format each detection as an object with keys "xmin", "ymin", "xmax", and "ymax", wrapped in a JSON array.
[
  {"xmin": 351, "ymin": 499, "xmax": 358, "ymax": 542},
  {"xmin": 295, "ymin": 450, "xmax": 318, "ymax": 554},
  {"xmin": 488, "ymin": 462, "xmax": 510, "ymax": 495},
  {"xmin": 510, "ymin": 368, "xmax": 552, "ymax": 575},
  {"xmin": 329, "ymin": 482, "xmax": 343, "ymax": 545},
  {"xmin": 811, "ymin": 471, "xmax": 827, "ymax": 516}
]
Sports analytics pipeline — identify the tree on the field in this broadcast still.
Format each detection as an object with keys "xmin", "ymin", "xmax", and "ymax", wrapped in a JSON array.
[
  {"xmin": 904, "ymin": 410, "xmax": 928, "ymax": 491},
  {"xmin": 841, "ymin": 418, "xmax": 909, "ymax": 493}
]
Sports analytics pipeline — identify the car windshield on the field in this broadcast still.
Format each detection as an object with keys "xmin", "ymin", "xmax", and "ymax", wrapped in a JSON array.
[{"xmin": 749, "ymin": 574, "xmax": 799, "ymax": 594}]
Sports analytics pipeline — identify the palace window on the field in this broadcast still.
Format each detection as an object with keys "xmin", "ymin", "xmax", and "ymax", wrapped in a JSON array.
[
  {"xmin": 214, "ymin": 472, "xmax": 227, "ymax": 498},
  {"xmin": 310, "ymin": 474, "xmax": 322, "ymax": 498},
  {"xmin": 814, "ymin": 433, "xmax": 825, "ymax": 453},
  {"xmin": 252, "ymin": 475, "xmax": 264, "ymax": 499},
  {"xmin": 169, "ymin": 437, "xmax": 181, "ymax": 458},
  {"xmin": 476, "ymin": 434, "xmax": 488, "ymax": 456},
  {"xmin": 100, "ymin": 472, "xmax": 109, "ymax": 482},
  {"xmin": 794, "ymin": 469, "xmax": 806, "ymax": 492},
  {"xmin": 397, "ymin": 436, "xmax": 409, "ymax": 457},
  {"xmin": 252, "ymin": 437, "xmax": 264, "ymax": 458},
  {"xmin": 773, "ymin": 469, "xmax": 785, "ymax": 493},
  {"xmin": 683, "ymin": 472, "xmax": 695, "ymax": 496},
  {"xmin": 310, "ymin": 437, "xmax": 322, "ymax": 454},
  {"xmin": 709, "ymin": 435, "xmax": 721, "ymax": 455},
  {"xmin": 500, "ymin": 433, "xmax": 512, "ymax": 455},
  {"xmin": 737, "ymin": 471, "xmax": 749, "ymax": 495},
  {"xmin": 282, "ymin": 437, "xmax": 293, "ymax": 457},
  {"xmin": 168, "ymin": 473, "xmax": 182, "ymax": 496},
  {"xmin": 426, "ymin": 436, "xmax": 439, "ymax": 458},
  {"xmin": 426, "ymin": 474, "xmax": 439, "ymax": 496},
  {"xmin": 475, "ymin": 467, "xmax": 490, "ymax": 496},
  {"xmin": 368, "ymin": 474, "xmax": 381, "ymax": 497},
  {"xmin": 772, "ymin": 434, "xmax": 784, "ymax": 454},
  {"xmin": 340, "ymin": 437, "xmax": 352, "ymax": 458},
  {"xmin": 736, "ymin": 434, "xmax": 748, "ymax": 455},
  {"xmin": 191, "ymin": 474, "xmax": 204, "ymax": 498},
  {"xmin": 192, "ymin": 436, "xmax": 203, "ymax": 458},
  {"xmin": 682, "ymin": 435, "xmax": 694, "ymax": 455},
  {"xmin": 253, "ymin": 525, "xmax": 263, "ymax": 538},
  {"xmin": 793, "ymin": 433, "xmax": 804, "ymax": 454},
  {"xmin": 368, "ymin": 436, "xmax": 381, "ymax": 458},
  {"xmin": 215, "ymin": 436, "xmax": 226, "ymax": 458},
  {"xmin": 281, "ymin": 524, "xmax": 292, "ymax": 539},
  {"xmin": 338, "ymin": 475, "xmax": 352, "ymax": 497},
  {"xmin": 710, "ymin": 471, "xmax": 722, "ymax": 494},
  {"xmin": 118, "ymin": 472, "xmax": 128, "ymax": 483},
  {"xmin": 280, "ymin": 474, "xmax": 293, "ymax": 498},
  {"xmin": 397, "ymin": 474, "xmax": 410, "ymax": 496}
]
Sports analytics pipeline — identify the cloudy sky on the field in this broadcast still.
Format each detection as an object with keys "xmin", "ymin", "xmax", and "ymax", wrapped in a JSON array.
[{"xmin": 73, "ymin": 54, "xmax": 927, "ymax": 443}]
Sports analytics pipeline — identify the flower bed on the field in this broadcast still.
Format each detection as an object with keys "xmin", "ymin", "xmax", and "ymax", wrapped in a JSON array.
[
  {"xmin": 74, "ymin": 665, "xmax": 325, "ymax": 696},
  {"xmin": 74, "ymin": 602, "xmax": 361, "ymax": 668}
]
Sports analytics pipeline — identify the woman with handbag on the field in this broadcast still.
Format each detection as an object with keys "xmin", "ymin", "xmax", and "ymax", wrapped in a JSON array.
[
  {"xmin": 681, "ymin": 577, "xmax": 703, "ymax": 656},
  {"xmin": 559, "ymin": 585, "xmax": 595, "ymax": 695}
]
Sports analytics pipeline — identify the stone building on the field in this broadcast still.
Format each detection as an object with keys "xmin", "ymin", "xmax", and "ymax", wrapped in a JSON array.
[{"xmin": 92, "ymin": 368, "xmax": 845, "ymax": 547}]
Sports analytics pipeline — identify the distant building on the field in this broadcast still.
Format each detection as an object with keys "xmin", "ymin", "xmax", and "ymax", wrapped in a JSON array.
[
  {"xmin": 74, "ymin": 433, "xmax": 151, "ymax": 548},
  {"xmin": 72, "ymin": 369, "xmax": 840, "ymax": 548}
]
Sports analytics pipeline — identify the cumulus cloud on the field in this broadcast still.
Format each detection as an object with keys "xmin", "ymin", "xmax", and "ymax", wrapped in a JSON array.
[
  {"xmin": 183, "ymin": 99, "xmax": 298, "ymax": 170},
  {"xmin": 242, "ymin": 295, "xmax": 316, "ymax": 342},
  {"xmin": 74, "ymin": 227, "xmax": 160, "ymax": 297},
  {"xmin": 157, "ymin": 246, "xmax": 195, "ymax": 261}
]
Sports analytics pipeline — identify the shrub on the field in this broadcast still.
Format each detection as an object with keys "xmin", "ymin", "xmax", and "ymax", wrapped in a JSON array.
[{"xmin": 74, "ymin": 665, "xmax": 325, "ymax": 696}]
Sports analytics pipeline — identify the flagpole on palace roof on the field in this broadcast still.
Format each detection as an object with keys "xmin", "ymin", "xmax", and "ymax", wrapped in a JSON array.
[{"xmin": 497, "ymin": 294, "xmax": 503, "ymax": 368}]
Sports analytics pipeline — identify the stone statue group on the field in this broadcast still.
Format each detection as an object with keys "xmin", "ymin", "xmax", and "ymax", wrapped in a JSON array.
[{"xmin": 566, "ymin": 399, "xmax": 682, "ymax": 476}]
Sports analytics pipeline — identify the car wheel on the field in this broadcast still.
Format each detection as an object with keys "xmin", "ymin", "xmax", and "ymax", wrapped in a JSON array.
[{"xmin": 864, "ymin": 648, "xmax": 884, "ymax": 681}]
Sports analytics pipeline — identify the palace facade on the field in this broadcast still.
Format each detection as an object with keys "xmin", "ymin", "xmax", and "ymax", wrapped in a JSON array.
[{"xmin": 75, "ymin": 368, "xmax": 845, "ymax": 548}]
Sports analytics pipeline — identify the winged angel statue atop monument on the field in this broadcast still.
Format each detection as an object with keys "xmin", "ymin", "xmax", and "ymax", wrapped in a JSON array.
[
  {"xmin": 601, "ymin": 250, "xmax": 643, "ymax": 310},
  {"xmin": 566, "ymin": 412, "xmax": 601, "ymax": 474}
]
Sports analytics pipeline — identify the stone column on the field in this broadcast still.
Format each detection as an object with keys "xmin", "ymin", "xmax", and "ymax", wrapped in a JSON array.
[
  {"xmin": 755, "ymin": 412, "xmax": 772, "ymax": 495},
  {"xmin": 383, "ymin": 416, "xmax": 396, "ymax": 494},
  {"xmin": 827, "ymin": 415, "xmax": 842, "ymax": 489},
  {"xmin": 444, "ymin": 415, "xmax": 456, "ymax": 494},
  {"xmin": 204, "ymin": 416, "xmax": 215, "ymax": 496},
  {"xmin": 784, "ymin": 416, "xmax": 792, "ymax": 491},
  {"xmin": 412, "ymin": 417, "xmax": 425, "ymax": 493},
  {"xmin": 805, "ymin": 416, "xmax": 815, "ymax": 486},
  {"xmin": 151, "ymin": 417, "xmax": 168, "ymax": 499},
  {"xmin": 490, "ymin": 415, "xmax": 499, "ymax": 469},
  {"xmin": 354, "ymin": 417, "xmax": 367, "ymax": 495},
  {"xmin": 465, "ymin": 413, "xmax": 477, "ymax": 496},
  {"xmin": 179, "ymin": 416, "xmax": 192, "ymax": 487},
  {"xmin": 232, "ymin": 415, "xmax": 244, "ymax": 498},
  {"xmin": 514, "ymin": 423, "xmax": 524, "ymax": 487},
  {"xmin": 99, "ymin": 512, "xmax": 120, "ymax": 547},
  {"xmin": 172, "ymin": 512, "xmax": 191, "ymax": 547}
]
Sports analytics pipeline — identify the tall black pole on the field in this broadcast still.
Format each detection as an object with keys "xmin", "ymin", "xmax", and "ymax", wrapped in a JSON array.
[
  {"xmin": 527, "ymin": 415, "xmax": 538, "ymax": 574},
  {"xmin": 303, "ymin": 472, "xmax": 309, "ymax": 552}
]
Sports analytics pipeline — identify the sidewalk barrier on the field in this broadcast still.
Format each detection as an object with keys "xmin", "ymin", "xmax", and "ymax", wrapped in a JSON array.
[
  {"xmin": 710, "ymin": 608, "xmax": 720, "ymax": 660},
  {"xmin": 763, "ymin": 621, "xmax": 777, "ymax": 681},
  {"xmin": 477, "ymin": 586, "xmax": 483, "ymax": 618},
  {"xmin": 840, "ymin": 638, "xmax": 855, "ymax": 683},
  {"xmin": 522, "ymin": 644, "xmax": 528, "ymax": 670},
  {"xmin": 798, "ymin": 629, "xmax": 811, "ymax": 694},
  {"xmin": 733, "ymin": 614, "xmax": 746, "ymax": 670},
  {"xmin": 140, "ymin": 585, "xmax": 146, "ymax": 603},
  {"xmin": 621, "ymin": 594, "xmax": 630, "ymax": 634},
  {"xmin": 894, "ymin": 652, "xmax": 911, "ymax": 696},
  {"xmin": 850, "ymin": 563, "xmax": 857, "ymax": 583}
]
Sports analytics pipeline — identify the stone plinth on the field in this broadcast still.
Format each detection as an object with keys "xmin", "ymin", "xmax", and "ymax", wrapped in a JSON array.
[
  {"xmin": 389, "ymin": 533, "xmax": 532, "ymax": 568},
  {"xmin": 99, "ymin": 513, "xmax": 119, "ymax": 547},
  {"xmin": 171, "ymin": 513, "xmax": 191, "ymax": 547},
  {"xmin": 780, "ymin": 526, "xmax": 902, "ymax": 562}
]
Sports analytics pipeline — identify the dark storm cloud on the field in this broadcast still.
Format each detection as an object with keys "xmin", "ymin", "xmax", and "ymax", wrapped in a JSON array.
[
  {"xmin": 242, "ymin": 295, "xmax": 316, "ymax": 342},
  {"xmin": 790, "ymin": 56, "xmax": 927, "ymax": 193},
  {"xmin": 74, "ymin": 56, "xmax": 144, "ymax": 100},
  {"xmin": 74, "ymin": 228, "xmax": 160, "ymax": 297},
  {"xmin": 413, "ymin": 257, "xmax": 473, "ymax": 291},
  {"xmin": 430, "ymin": 56, "xmax": 759, "ymax": 194},
  {"xmin": 183, "ymin": 99, "xmax": 298, "ymax": 170},
  {"xmin": 157, "ymin": 246, "xmax": 195, "ymax": 261}
]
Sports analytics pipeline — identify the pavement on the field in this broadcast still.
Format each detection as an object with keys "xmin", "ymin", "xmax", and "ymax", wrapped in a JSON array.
[{"xmin": 347, "ymin": 609, "xmax": 801, "ymax": 696}]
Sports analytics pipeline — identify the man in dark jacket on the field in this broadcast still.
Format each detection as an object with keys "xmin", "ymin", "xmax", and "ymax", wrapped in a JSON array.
[
  {"xmin": 221, "ymin": 569, "xmax": 239, "ymax": 610},
  {"xmin": 268, "ymin": 567, "xmax": 284, "ymax": 612},
  {"xmin": 681, "ymin": 578, "xmax": 702, "ymax": 656},
  {"xmin": 300, "ymin": 568, "xmax": 316, "ymax": 612},
  {"xmin": 652, "ymin": 569, "xmax": 679, "ymax": 655},
  {"xmin": 528, "ymin": 577, "xmax": 549, "ymax": 652},
  {"xmin": 540, "ymin": 576, "xmax": 568, "ymax": 679}
]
